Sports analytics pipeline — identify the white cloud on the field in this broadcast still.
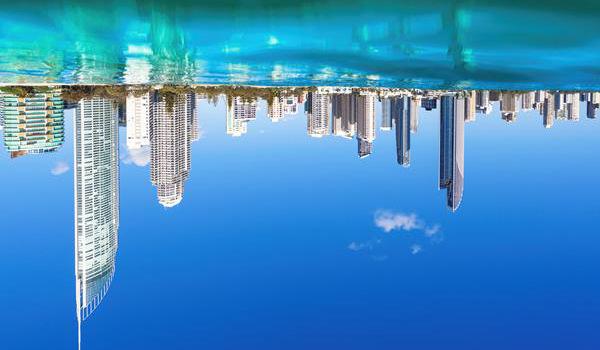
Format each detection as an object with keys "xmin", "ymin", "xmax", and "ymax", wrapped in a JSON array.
[
  {"xmin": 348, "ymin": 242, "xmax": 364, "ymax": 251},
  {"xmin": 374, "ymin": 210, "xmax": 421, "ymax": 232},
  {"xmin": 350, "ymin": 211, "xmax": 443, "ymax": 258},
  {"xmin": 410, "ymin": 244, "xmax": 422, "ymax": 255},
  {"xmin": 348, "ymin": 238, "xmax": 383, "ymax": 252},
  {"xmin": 121, "ymin": 146, "xmax": 150, "ymax": 167},
  {"xmin": 50, "ymin": 161, "xmax": 70, "ymax": 176},
  {"xmin": 424, "ymin": 225, "xmax": 441, "ymax": 237}
]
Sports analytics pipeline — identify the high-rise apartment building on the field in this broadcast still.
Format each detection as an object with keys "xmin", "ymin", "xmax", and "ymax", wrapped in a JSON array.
[
  {"xmin": 306, "ymin": 92, "xmax": 331, "ymax": 138},
  {"xmin": 392, "ymin": 96, "xmax": 410, "ymax": 166},
  {"xmin": 126, "ymin": 92, "xmax": 150, "ymax": 149},
  {"xmin": 2, "ymin": 89, "xmax": 64, "ymax": 158},
  {"xmin": 464, "ymin": 91, "xmax": 476, "ymax": 122},
  {"xmin": 150, "ymin": 92, "xmax": 193, "ymax": 207},
  {"xmin": 74, "ymin": 98, "xmax": 119, "ymax": 327},
  {"xmin": 356, "ymin": 94, "xmax": 376, "ymax": 158},
  {"xmin": 380, "ymin": 97, "xmax": 392, "ymax": 131},
  {"xmin": 439, "ymin": 94, "xmax": 465, "ymax": 212},
  {"xmin": 501, "ymin": 93, "xmax": 519, "ymax": 122},
  {"xmin": 331, "ymin": 93, "xmax": 356, "ymax": 138}
]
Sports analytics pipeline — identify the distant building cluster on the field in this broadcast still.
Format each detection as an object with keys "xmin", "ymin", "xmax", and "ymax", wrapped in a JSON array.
[{"xmin": 2, "ymin": 88, "xmax": 599, "ymax": 213}]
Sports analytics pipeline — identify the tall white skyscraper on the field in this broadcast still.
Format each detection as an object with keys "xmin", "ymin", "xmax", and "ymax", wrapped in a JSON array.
[
  {"xmin": 150, "ymin": 92, "xmax": 193, "ymax": 207},
  {"xmin": 565, "ymin": 93, "xmax": 580, "ymax": 121},
  {"xmin": 464, "ymin": 91, "xmax": 476, "ymax": 123},
  {"xmin": 409, "ymin": 96, "xmax": 421, "ymax": 132},
  {"xmin": 0, "ymin": 92, "xmax": 5, "ymax": 130},
  {"xmin": 268, "ymin": 96, "xmax": 285, "ymax": 122},
  {"xmin": 74, "ymin": 98, "xmax": 120, "ymax": 338},
  {"xmin": 356, "ymin": 94, "xmax": 376, "ymax": 157},
  {"xmin": 126, "ymin": 92, "xmax": 150, "ymax": 149},
  {"xmin": 306, "ymin": 92, "xmax": 331, "ymax": 138}
]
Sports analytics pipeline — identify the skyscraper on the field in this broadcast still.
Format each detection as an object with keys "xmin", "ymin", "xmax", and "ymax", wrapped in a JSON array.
[
  {"xmin": 306, "ymin": 92, "xmax": 331, "ymax": 138},
  {"xmin": 150, "ymin": 92, "xmax": 193, "ymax": 207},
  {"xmin": 356, "ymin": 94, "xmax": 376, "ymax": 158},
  {"xmin": 521, "ymin": 92, "xmax": 535, "ymax": 110},
  {"xmin": 268, "ymin": 96, "xmax": 285, "ymax": 122},
  {"xmin": 74, "ymin": 98, "xmax": 119, "ymax": 337},
  {"xmin": 554, "ymin": 92, "xmax": 567, "ymax": 119},
  {"xmin": 226, "ymin": 96, "xmax": 256, "ymax": 137},
  {"xmin": 543, "ymin": 93, "xmax": 555, "ymax": 128},
  {"xmin": 392, "ymin": 96, "xmax": 410, "ymax": 166},
  {"xmin": 187, "ymin": 94, "xmax": 198, "ymax": 142},
  {"xmin": 439, "ymin": 94, "xmax": 465, "ymax": 212},
  {"xmin": 587, "ymin": 101, "xmax": 598, "ymax": 119},
  {"xmin": 534, "ymin": 91, "xmax": 547, "ymax": 111},
  {"xmin": 565, "ymin": 93, "xmax": 580, "ymax": 121},
  {"xmin": 380, "ymin": 97, "xmax": 392, "ymax": 131},
  {"xmin": 464, "ymin": 91, "xmax": 476, "ymax": 122},
  {"xmin": 126, "ymin": 92, "xmax": 150, "ymax": 150},
  {"xmin": 331, "ymin": 93, "xmax": 355, "ymax": 138},
  {"xmin": 475, "ymin": 90, "xmax": 492, "ymax": 114},
  {"xmin": 409, "ymin": 96, "xmax": 420, "ymax": 132},
  {"xmin": 2, "ymin": 89, "xmax": 64, "ymax": 158},
  {"xmin": 501, "ymin": 93, "xmax": 519, "ymax": 123},
  {"xmin": 0, "ymin": 92, "xmax": 5, "ymax": 130}
]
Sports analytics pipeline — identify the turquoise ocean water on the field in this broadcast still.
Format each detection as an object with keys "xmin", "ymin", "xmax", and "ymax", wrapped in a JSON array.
[{"xmin": 1, "ymin": 0, "xmax": 600, "ymax": 89}]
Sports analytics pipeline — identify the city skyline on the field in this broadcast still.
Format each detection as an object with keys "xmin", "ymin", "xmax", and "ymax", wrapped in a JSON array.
[
  {"xmin": 1, "ymin": 87, "xmax": 599, "ymax": 214},
  {"xmin": 0, "ymin": 85, "xmax": 599, "ymax": 349}
]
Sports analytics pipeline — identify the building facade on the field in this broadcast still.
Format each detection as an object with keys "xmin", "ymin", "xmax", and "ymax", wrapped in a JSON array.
[
  {"xmin": 439, "ymin": 94, "xmax": 465, "ymax": 211},
  {"xmin": 126, "ymin": 92, "xmax": 150, "ymax": 149},
  {"xmin": 74, "ymin": 98, "xmax": 120, "ymax": 324},
  {"xmin": 2, "ymin": 89, "xmax": 64, "ymax": 158},
  {"xmin": 150, "ymin": 92, "xmax": 193, "ymax": 207}
]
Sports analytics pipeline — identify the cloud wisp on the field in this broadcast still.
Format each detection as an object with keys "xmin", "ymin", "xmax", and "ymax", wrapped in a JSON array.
[
  {"xmin": 50, "ymin": 161, "xmax": 70, "ymax": 176},
  {"xmin": 348, "ymin": 210, "xmax": 443, "ymax": 259},
  {"xmin": 374, "ymin": 210, "xmax": 421, "ymax": 232},
  {"xmin": 348, "ymin": 239, "xmax": 381, "ymax": 252},
  {"xmin": 410, "ymin": 244, "xmax": 423, "ymax": 255},
  {"xmin": 121, "ymin": 146, "xmax": 150, "ymax": 167}
]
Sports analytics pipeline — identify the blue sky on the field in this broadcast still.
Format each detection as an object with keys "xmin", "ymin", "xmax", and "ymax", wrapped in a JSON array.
[{"xmin": 1, "ymin": 96, "xmax": 600, "ymax": 349}]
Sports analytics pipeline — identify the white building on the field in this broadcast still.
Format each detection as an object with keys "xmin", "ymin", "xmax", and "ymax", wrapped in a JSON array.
[
  {"xmin": 226, "ymin": 97, "xmax": 255, "ymax": 136},
  {"xmin": 126, "ymin": 92, "xmax": 150, "ymax": 149},
  {"xmin": 306, "ymin": 93, "xmax": 331, "ymax": 137},
  {"xmin": 356, "ymin": 94, "xmax": 376, "ymax": 143},
  {"xmin": 150, "ymin": 92, "xmax": 193, "ymax": 207},
  {"xmin": 74, "ymin": 98, "xmax": 120, "ymax": 327}
]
